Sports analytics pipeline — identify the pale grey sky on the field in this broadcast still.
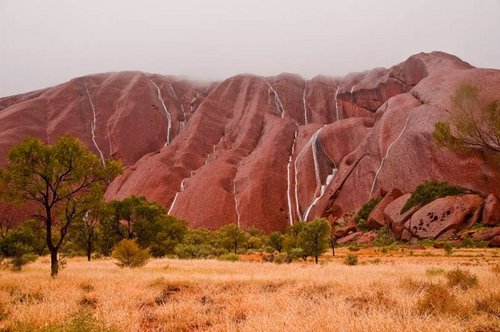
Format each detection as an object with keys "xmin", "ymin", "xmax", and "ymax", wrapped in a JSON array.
[{"xmin": 1, "ymin": 0, "xmax": 499, "ymax": 97}]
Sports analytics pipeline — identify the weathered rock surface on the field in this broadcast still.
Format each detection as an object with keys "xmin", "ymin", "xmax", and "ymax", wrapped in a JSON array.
[
  {"xmin": 471, "ymin": 227, "xmax": 500, "ymax": 241},
  {"xmin": 383, "ymin": 194, "xmax": 419, "ymax": 239},
  {"xmin": 356, "ymin": 231, "xmax": 378, "ymax": 244},
  {"xmin": 489, "ymin": 236, "xmax": 500, "ymax": 247},
  {"xmin": 333, "ymin": 218, "xmax": 357, "ymax": 238},
  {"xmin": 367, "ymin": 188, "xmax": 403, "ymax": 229},
  {"xmin": 406, "ymin": 194, "xmax": 484, "ymax": 239},
  {"xmin": 483, "ymin": 194, "xmax": 500, "ymax": 226},
  {"xmin": 336, "ymin": 232, "xmax": 362, "ymax": 245},
  {"xmin": 0, "ymin": 51, "xmax": 499, "ymax": 233}
]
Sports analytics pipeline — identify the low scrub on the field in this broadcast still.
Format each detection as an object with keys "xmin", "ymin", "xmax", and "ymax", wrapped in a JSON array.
[
  {"xmin": 344, "ymin": 254, "xmax": 358, "ymax": 266},
  {"xmin": 445, "ymin": 268, "xmax": 478, "ymax": 290},
  {"xmin": 417, "ymin": 284, "xmax": 461, "ymax": 315},
  {"xmin": 401, "ymin": 181, "xmax": 465, "ymax": 213},
  {"xmin": 217, "ymin": 253, "xmax": 240, "ymax": 262}
]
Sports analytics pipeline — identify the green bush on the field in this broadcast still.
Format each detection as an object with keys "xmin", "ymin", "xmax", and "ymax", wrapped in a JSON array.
[
  {"xmin": 112, "ymin": 239, "xmax": 150, "ymax": 268},
  {"xmin": 217, "ymin": 253, "xmax": 240, "ymax": 262},
  {"xmin": 344, "ymin": 254, "xmax": 358, "ymax": 266},
  {"xmin": 419, "ymin": 238, "xmax": 435, "ymax": 247},
  {"xmin": 459, "ymin": 237, "xmax": 488, "ymax": 248},
  {"xmin": 446, "ymin": 268, "xmax": 478, "ymax": 290},
  {"xmin": 175, "ymin": 244, "xmax": 211, "ymax": 259},
  {"xmin": 11, "ymin": 253, "xmax": 38, "ymax": 272},
  {"xmin": 268, "ymin": 231, "xmax": 284, "ymax": 252},
  {"xmin": 372, "ymin": 226, "xmax": 396, "ymax": 246},
  {"xmin": 355, "ymin": 198, "xmax": 381, "ymax": 229},
  {"xmin": 401, "ymin": 181, "xmax": 465, "ymax": 213},
  {"xmin": 284, "ymin": 248, "xmax": 304, "ymax": 263}
]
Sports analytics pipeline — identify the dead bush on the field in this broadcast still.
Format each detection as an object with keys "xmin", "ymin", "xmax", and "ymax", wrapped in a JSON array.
[
  {"xmin": 417, "ymin": 284, "xmax": 461, "ymax": 316},
  {"xmin": 445, "ymin": 268, "xmax": 478, "ymax": 290}
]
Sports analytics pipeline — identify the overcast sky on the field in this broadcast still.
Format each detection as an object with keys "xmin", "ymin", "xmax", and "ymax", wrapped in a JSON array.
[{"xmin": 1, "ymin": 0, "xmax": 499, "ymax": 97}]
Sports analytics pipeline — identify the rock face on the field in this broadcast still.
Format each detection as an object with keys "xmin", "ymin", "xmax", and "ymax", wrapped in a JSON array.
[
  {"xmin": 406, "ymin": 194, "xmax": 484, "ymax": 239},
  {"xmin": 483, "ymin": 194, "xmax": 500, "ymax": 226},
  {"xmin": 383, "ymin": 194, "xmax": 419, "ymax": 239},
  {"xmin": 0, "ymin": 72, "xmax": 212, "ymax": 166},
  {"xmin": 367, "ymin": 188, "xmax": 402, "ymax": 229},
  {"xmin": 1, "ymin": 51, "xmax": 499, "ymax": 232}
]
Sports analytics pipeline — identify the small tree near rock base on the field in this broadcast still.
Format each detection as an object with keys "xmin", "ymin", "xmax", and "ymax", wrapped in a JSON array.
[
  {"xmin": 0, "ymin": 136, "xmax": 122, "ymax": 276},
  {"xmin": 297, "ymin": 219, "xmax": 331, "ymax": 264}
]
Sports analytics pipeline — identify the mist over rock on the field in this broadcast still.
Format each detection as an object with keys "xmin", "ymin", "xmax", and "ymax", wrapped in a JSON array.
[{"xmin": 1, "ymin": 51, "xmax": 498, "ymax": 232}]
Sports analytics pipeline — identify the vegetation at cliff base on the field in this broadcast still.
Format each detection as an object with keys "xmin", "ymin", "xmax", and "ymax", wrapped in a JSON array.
[
  {"xmin": 401, "ymin": 181, "xmax": 464, "ymax": 213},
  {"xmin": 355, "ymin": 198, "xmax": 381, "ymax": 229}
]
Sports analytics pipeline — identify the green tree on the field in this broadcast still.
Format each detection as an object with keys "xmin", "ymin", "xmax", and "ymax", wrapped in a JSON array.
[
  {"xmin": 0, "ymin": 136, "xmax": 122, "ymax": 276},
  {"xmin": 268, "ymin": 231, "xmax": 284, "ymax": 252},
  {"xmin": 100, "ymin": 196, "xmax": 187, "ymax": 257},
  {"xmin": 283, "ymin": 222, "xmax": 306, "ymax": 261},
  {"xmin": 433, "ymin": 83, "xmax": 500, "ymax": 154},
  {"xmin": 218, "ymin": 224, "xmax": 247, "ymax": 254},
  {"xmin": 140, "ymin": 215, "xmax": 187, "ymax": 257},
  {"xmin": 104, "ymin": 196, "xmax": 164, "ymax": 242},
  {"xmin": 72, "ymin": 200, "xmax": 110, "ymax": 261},
  {"xmin": 297, "ymin": 218, "xmax": 331, "ymax": 264}
]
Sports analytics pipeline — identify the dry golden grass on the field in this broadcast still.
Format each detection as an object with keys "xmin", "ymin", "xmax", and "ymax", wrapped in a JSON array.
[{"xmin": 0, "ymin": 247, "xmax": 498, "ymax": 331}]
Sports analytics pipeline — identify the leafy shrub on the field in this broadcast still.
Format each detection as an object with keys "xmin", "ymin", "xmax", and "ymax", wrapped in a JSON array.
[
  {"xmin": 417, "ymin": 284, "xmax": 460, "ymax": 315},
  {"xmin": 11, "ymin": 253, "xmax": 38, "ymax": 272},
  {"xmin": 344, "ymin": 254, "xmax": 358, "ymax": 266},
  {"xmin": 112, "ymin": 239, "xmax": 150, "ymax": 268},
  {"xmin": 268, "ymin": 231, "xmax": 284, "ymax": 252},
  {"xmin": 401, "ymin": 181, "xmax": 465, "ymax": 213},
  {"xmin": 217, "ymin": 253, "xmax": 239, "ymax": 262},
  {"xmin": 284, "ymin": 248, "xmax": 304, "ymax": 263},
  {"xmin": 446, "ymin": 268, "xmax": 478, "ymax": 290},
  {"xmin": 459, "ymin": 238, "xmax": 488, "ymax": 248},
  {"xmin": 418, "ymin": 238, "xmax": 435, "ymax": 247},
  {"xmin": 355, "ymin": 198, "xmax": 381, "ymax": 229},
  {"xmin": 175, "ymin": 244, "xmax": 211, "ymax": 259},
  {"xmin": 372, "ymin": 226, "xmax": 396, "ymax": 246}
]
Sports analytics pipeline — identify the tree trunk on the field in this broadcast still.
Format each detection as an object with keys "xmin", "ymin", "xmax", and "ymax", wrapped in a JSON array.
[
  {"xmin": 315, "ymin": 254, "xmax": 318, "ymax": 264},
  {"xmin": 87, "ymin": 237, "xmax": 92, "ymax": 261},
  {"xmin": 331, "ymin": 237, "xmax": 336, "ymax": 256},
  {"xmin": 50, "ymin": 250, "xmax": 59, "ymax": 277}
]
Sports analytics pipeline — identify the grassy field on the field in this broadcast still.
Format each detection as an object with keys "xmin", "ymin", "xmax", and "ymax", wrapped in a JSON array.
[{"xmin": 0, "ymin": 247, "xmax": 499, "ymax": 331}]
